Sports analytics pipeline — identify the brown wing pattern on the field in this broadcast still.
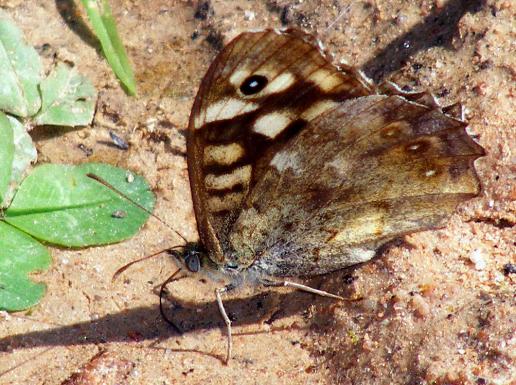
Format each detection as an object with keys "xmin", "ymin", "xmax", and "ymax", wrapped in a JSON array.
[
  {"xmin": 229, "ymin": 95, "xmax": 485, "ymax": 276},
  {"xmin": 187, "ymin": 29, "xmax": 372, "ymax": 264}
]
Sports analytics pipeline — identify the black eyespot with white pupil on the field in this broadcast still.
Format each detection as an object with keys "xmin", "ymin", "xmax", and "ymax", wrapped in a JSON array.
[{"xmin": 240, "ymin": 75, "xmax": 268, "ymax": 95}]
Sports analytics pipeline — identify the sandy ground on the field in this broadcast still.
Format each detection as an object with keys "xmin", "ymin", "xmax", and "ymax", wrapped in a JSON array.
[{"xmin": 0, "ymin": 1, "xmax": 514, "ymax": 384}]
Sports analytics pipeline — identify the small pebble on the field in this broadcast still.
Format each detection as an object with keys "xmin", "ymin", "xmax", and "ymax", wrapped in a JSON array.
[
  {"xmin": 0, "ymin": 311, "xmax": 11, "ymax": 320},
  {"xmin": 77, "ymin": 130, "xmax": 89, "ymax": 139},
  {"xmin": 469, "ymin": 249, "xmax": 487, "ymax": 270},
  {"xmin": 90, "ymin": 313, "xmax": 100, "ymax": 320},
  {"xmin": 411, "ymin": 294, "xmax": 430, "ymax": 318},
  {"xmin": 145, "ymin": 118, "xmax": 157, "ymax": 132},
  {"xmin": 503, "ymin": 263, "xmax": 516, "ymax": 275},
  {"xmin": 396, "ymin": 14, "xmax": 407, "ymax": 24},
  {"xmin": 244, "ymin": 10, "xmax": 255, "ymax": 20},
  {"xmin": 109, "ymin": 131, "xmax": 129, "ymax": 150}
]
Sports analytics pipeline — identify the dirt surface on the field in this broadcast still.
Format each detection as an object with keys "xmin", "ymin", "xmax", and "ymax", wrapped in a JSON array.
[{"xmin": 0, "ymin": 1, "xmax": 514, "ymax": 384}]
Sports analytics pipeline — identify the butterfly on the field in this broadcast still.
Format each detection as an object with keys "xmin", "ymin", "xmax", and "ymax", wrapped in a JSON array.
[{"xmin": 166, "ymin": 28, "xmax": 485, "ymax": 363}]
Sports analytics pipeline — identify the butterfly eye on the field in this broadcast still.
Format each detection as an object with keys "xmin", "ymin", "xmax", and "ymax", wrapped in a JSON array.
[
  {"xmin": 185, "ymin": 254, "xmax": 201, "ymax": 273},
  {"xmin": 240, "ymin": 75, "xmax": 268, "ymax": 95}
]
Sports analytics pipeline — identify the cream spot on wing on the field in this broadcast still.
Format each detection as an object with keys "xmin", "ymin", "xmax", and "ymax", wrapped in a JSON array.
[
  {"xmin": 193, "ymin": 112, "xmax": 203, "ymax": 129},
  {"xmin": 308, "ymin": 68, "xmax": 342, "ymax": 92},
  {"xmin": 205, "ymin": 99, "xmax": 259, "ymax": 123},
  {"xmin": 204, "ymin": 100, "xmax": 225, "ymax": 124},
  {"xmin": 207, "ymin": 192, "xmax": 244, "ymax": 212},
  {"xmin": 205, "ymin": 165, "xmax": 252, "ymax": 190},
  {"xmin": 301, "ymin": 100, "xmax": 339, "ymax": 121},
  {"xmin": 325, "ymin": 156, "xmax": 352, "ymax": 177},
  {"xmin": 381, "ymin": 121, "xmax": 410, "ymax": 139},
  {"xmin": 265, "ymin": 72, "xmax": 295, "ymax": 94},
  {"xmin": 253, "ymin": 112, "xmax": 291, "ymax": 138},
  {"xmin": 425, "ymin": 169, "xmax": 436, "ymax": 177},
  {"xmin": 346, "ymin": 248, "xmax": 376, "ymax": 264},
  {"xmin": 204, "ymin": 143, "xmax": 245, "ymax": 166},
  {"xmin": 330, "ymin": 211, "xmax": 385, "ymax": 244},
  {"xmin": 270, "ymin": 150, "xmax": 301, "ymax": 175},
  {"xmin": 230, "ymin": 69, "xmax": 251, "ymax": 87}
]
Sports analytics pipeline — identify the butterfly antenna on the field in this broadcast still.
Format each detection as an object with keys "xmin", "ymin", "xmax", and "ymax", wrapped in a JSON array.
[
  {"xmin": 86, "ymin": 173, "xmax": 189, "ymax": 244},
  {"xmin": 112, "ymin": 245, "xmax": 185, "ymax": 282}
]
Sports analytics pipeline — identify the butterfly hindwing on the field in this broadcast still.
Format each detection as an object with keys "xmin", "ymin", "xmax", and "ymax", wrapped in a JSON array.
[{"xmin": 229, "ymin": 95, "xmax": 484, "ymax": 276}]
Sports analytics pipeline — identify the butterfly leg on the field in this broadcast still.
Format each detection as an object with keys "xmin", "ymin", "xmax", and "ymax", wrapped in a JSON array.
[
  {"xmin": 215, "ymin": 283, "xmax": 236, "ymax": 364},
  {"xmin": 262, "ymin": 279, "xmax": 344, "ymax": 300}
]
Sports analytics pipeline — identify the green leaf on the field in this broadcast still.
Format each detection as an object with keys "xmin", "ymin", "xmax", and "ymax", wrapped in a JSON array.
[
  {"xmin": 33, "ymin": 63, "xmax": 96, "ymax": 126},
  {"xmin": 1, "ymin": 115, "xmax": 37, "ymax": 208},
  {"xmin": 0, "ymin": 10, "xmax": 42, "ymax": 117},
  {"xmin": 0, "ymin": 112, "xmax": 14, "ymax": 203},
  {"xmin": 4, "ymin": 163, "xmax": 154, "ymax": 247},
  {"xmin": 81, "ymin": 0, "xmax": 137, "ymax": 95},
  {"xmin": 0, "ymin": 221, "xmax": 51, "ymax": 311}
]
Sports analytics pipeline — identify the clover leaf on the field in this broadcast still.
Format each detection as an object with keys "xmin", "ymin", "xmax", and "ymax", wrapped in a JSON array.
[
  {"xmin": 0, "ymin": 114, "xmax": 37, "ymax": 208},
  {"xmin": 0, "ymin": 12, "xmax": 151, "ymax": 311},
  {"xmin": 0, "ymin": 222, "xmax": 51, "ymax": 311},
  {"xmin": 4, "ymin": 163, "xmax": 155, "ymax": 247},
  {"xmin": 0, "ymin": 10, "xmax": 42, "ymax": 118}
]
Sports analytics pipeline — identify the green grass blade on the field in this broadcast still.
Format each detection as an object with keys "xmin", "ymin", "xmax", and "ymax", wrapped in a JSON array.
[{"xmin": 80, "ymin": 0, "xmax": 137, "ymax": 95}]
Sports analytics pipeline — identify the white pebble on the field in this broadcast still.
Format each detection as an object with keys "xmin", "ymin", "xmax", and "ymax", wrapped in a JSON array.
[
  {"xmin": 244, "ymin": 10, "xmax": 255, "ymax": 20},
  {"xmin": 0, "ymin": 311, "xmax": 11, "ymax": 320},
  {"xmin": 146, "ymin": 118, "xmax": 157, "ymax": 132},
  {"xmin": 469, "ymin": 249, "xmax": 487, "ymax": 270}
]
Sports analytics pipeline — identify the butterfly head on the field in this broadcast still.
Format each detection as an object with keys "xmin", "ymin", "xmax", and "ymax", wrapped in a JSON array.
[
  {"xmin": 168, "ymin": 242, "xmax": 249, "ymax": 281},
  {"xmin": 167, "ymin": 242, "xmax": 205, "ymax": 273}
]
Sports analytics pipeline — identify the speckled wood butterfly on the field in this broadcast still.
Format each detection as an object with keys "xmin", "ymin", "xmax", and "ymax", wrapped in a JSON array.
[
  {"xmin": 97, "ymin": 28, "xmax": 484, "ymax": 364},
  {"xmin": 174, "ymin": 28, "xmax": 485, "ymax": 362}
]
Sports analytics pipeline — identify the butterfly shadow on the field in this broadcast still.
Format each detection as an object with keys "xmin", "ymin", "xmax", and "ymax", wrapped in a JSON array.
[
  {"xmin": 361, "ymin": 0, "xmax": 487, "ymax": 82},
  {"xmin": 1, "ymin": 237, "xmax": 408, "ymax": 367},
  {"xmin": 0, "ymin": 271, "xmax": 362, "ymax": 365}
]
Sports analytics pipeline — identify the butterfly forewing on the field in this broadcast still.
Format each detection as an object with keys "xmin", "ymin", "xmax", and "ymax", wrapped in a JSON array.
[{"xmin": 187, "ymin": 29, "xmax": 373, "ymax": 265}]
